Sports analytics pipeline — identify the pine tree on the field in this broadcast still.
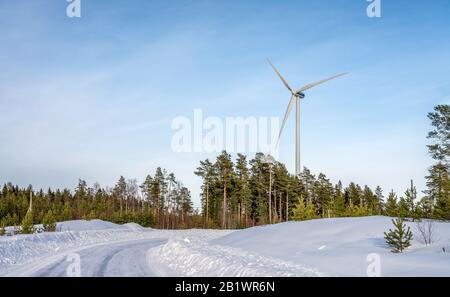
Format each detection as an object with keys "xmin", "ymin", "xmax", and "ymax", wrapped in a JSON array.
[
  {"xmin": 374, "ymin": 186, "xmax": 384, "ymax": 215},
  {"xmin": 249, "ymin": 153, "xmax": 268, "ymax": 225},
  {"xmin": 300, "ymin": 168, "xmax": 316, "ymax": 203},
  {"xmin": 62, "ymin": 202, "xmax": 71, "ymax": 221},
  {"xmin": 20, "ymin": 192, "xmax": 34, "ymax": 234},
  {"xmin": 152, "ymin": 168, "xmax": 168, "ymax": 226},
  {"xmin": 426, "ymin": 105, "xmax": 449, "ymax": 167},
  {"xmin": 215, "ymin": 151, "xmax": 234, "ymax": 228},
  {"xmin": 345, "ymin": 182, "xmax": 363, "ymax": 207},
  {"xmin": 417, "ymin": 197, "xmax": 433, "ymax": 219},
  {"xmin": 113, "ymin": 176, "xmax": 127, "ymax": 217},
  {"xmin": 74, "ymin": 179, "xmax": 88, "ymax": 218},
  {"xmin": 195, "ymin": 159, "xmax": 216, "ymax": 226},
  {"xmin": 345, "ymin": 203, "xmax": 357, "ymax": 217},
  {"xmin": 273, "ymin": 163, "xmax": 289, "ymax": 223},
  {"xmin": 315, "ymin": 173, "xmax": 333, "ymax": 217},
  {"xmin": 426, "ymin": 163, "xmax": 450, "ymax": 206},
  {"xmin": 42, "ymin": 210, "xmax": 57, "ymax": 232},
  {"xmin": 385, "ymin": 191, "xmax": 398, "ymax": 217},
  {"xmin": 261, "ymin": 154, "xmax": 276, "ymax": 224},
  {"xmin": 333, "ymin": 181, "xmax": 346, "ymax": 217},
  {"xmin": 292, "ymin": 196, "xmax": 318, "ymax": 221},
  {"xmin": 140, "ymin": 175, "xmax": 153, "ymax": 211},
  {"xmin": 397, "ymin": 197, "xmax": 410, "ymax": 219},
  {"xmin": 362, "ymin": 185, "xmax": 375, "ymax": 214},
  {"xmin": 433, "ymin": 185, "xmax": 450, "ymax": 221},
  {"xmin": 233, "ymin": 154, "xmax": 252, "ymax": 227},
  {"xmin": 426, "ymin": 164, "xmax": 450, "ymax": 220},
  {"xmin": 353, "ymin": 203, "xmax": 370, "ymax": 217},
  {"xmin": 384, "ymin": 218, "xmax": 413, "ymax": 253},
  {"xmin": 20, "ymin": 211, "xmax": 34, "ymax": 234},
  {"xmin": 126, "ymin": 178, "xmax": 139, "ymax": 215},
  {"xmin": 425, "ymin": 105, "xmax": 450, "ymax": 220},
  {"xmin": 0, "ymin": 221, "xmax": 5, "ymax": 236},
  {"xmin": 404, "ymin": 180, "xmax": 418, "ymax": 220}
]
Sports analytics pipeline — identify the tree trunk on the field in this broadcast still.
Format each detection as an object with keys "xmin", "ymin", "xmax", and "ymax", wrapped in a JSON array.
[
  {"xmin": 279, "ymin": 193, "xmax": 282, "ymax": 222},
  {"xmin": 238, "ymin": 202, "xmax": 241, "ymax": 228},
  {"xmin": 268, "ymin": 170, "xmax": 272, "ymax": 224},
  {"xmin": 286, "ymin": 192, "xmax": 289, "ymax": 222},
  {"xmin": 222, "ymin": 180, "xmax": 227, "ymax": 229},
  {"xmin": 245, "ymin": 207, "xmax": 248, "ymax": 228},
  {"xmin": 205, "ymin": 183, "xmax": 209, "ymax": 227},
  {"xmin": 274, "ymin": 188, "xmax": 277, "ymax": 223},
  {"xmin": 27, "ymin": 192, "xmax": 33, "ymax": 217}
]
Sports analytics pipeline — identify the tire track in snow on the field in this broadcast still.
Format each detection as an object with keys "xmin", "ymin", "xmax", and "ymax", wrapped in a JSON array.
[{"xmin": 28, "ymin": 238, "xmax": 167, "ymax": 277}]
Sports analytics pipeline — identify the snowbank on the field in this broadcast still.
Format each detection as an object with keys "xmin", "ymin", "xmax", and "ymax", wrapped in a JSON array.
[
  {"xmin": 2, "ymin": 217, "xmax": 450, "ymax": 276},
  {"xmin": 123, "ymin": 223, "xmax": 148, "ymax": 232},
  {"xmin": 0, "ymin": 221, "xmax": 230, "ymax": 276},
  {"xmin": 56, "ymin": 219, "xmax": 130, "ymax": 232},
  {"xmin": 212, "ymin": 216, "xmax": 450, "ymax": 276},
  {"xmin": 3, "ymin": 219, "xmax": 148, "ymax": 235},
  {"xmin": 0, "ymin": 220, "xmax": 155, "ymax": 274},
  {"xmin": 0, "ymin": 229, "xmax": 156, "ymax": 274},
  {"xmin": 147, "ymin": 238, "xmax": 325, "ymax": 277}
]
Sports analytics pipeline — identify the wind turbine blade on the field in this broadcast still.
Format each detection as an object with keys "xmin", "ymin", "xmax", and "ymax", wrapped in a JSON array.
[
  {"xmin": 267, "ymin": 58, "xmax": 293, "ymax": 93},
  {"xmin": 276, "ymin": 95, "xmax": 295, "ymax": 146},
  {"xmin": 297, "ymin": 72, "xmax": 348, "ymax": 93}
]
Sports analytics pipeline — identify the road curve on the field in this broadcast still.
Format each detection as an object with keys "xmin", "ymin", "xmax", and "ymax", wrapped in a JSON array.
[{"xmin": 28, "ymin": 238, "xmax": 168, "ymax": 277}]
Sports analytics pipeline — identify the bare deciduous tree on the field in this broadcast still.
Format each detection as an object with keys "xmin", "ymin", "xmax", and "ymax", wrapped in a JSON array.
[{"xmin": 415, "ymin": 219, "xmax": 435, "ymax": 246}]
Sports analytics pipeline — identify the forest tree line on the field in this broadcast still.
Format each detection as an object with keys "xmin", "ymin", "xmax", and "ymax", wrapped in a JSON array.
[
  {"xmin": 195, "ymin": 105, "xmax": 449, "ymax": 228},
  {"xmin": 0, "ymin": 105, "xmax": 448, "ymax": 233},
  {"xmin": 0, "ymin": 167, "xmax": 196, "ymax": 233}
]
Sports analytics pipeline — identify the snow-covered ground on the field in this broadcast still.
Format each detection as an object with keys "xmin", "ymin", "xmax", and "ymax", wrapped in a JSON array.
[
  {"xmin": 213, "ymin": 216, "xmax": 450, "ymax": 276},
  {"xmin": 1, "ymin": 216, "xmax": 449, "ymax": 277},
  {"xmin": 0, "ymin": 220, "xmax": 230, "ymax": 276}
]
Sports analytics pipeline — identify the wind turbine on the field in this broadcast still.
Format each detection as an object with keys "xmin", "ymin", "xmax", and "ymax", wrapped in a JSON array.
[{"xmin": 268, "ymin": 59, "xmax": 348, "ymax": 176}]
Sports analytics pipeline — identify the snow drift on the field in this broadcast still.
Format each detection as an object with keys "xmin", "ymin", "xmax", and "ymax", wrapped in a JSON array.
[
  {"xmin": 147, "ymin": 238, "xmax": 325, "ymax": 277},
  {"xmin": 56, "ymin": 219, "xmax": 131, "ymax": 232},
  {"xmin": 0, "ymin": 220, "xmax": 153, "ymax": 274},
  {"xmin": 0, "ymin": 220, "xmax": 229, "ymax": 276},
  {"xmin": 212, "ymin": 216, "xmax": 450, "ymax": 276},
  {"xmin": 2, "ymin": 217, "xmax": 450, "ymax": 276}
]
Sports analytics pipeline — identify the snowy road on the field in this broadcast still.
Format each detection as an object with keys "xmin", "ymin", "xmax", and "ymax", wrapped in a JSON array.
[
  {"xmin": 9, "ymin": 238, "xmax": 168, "ymax": 277},
  {"xmin": 3, "ymin": 217, "xmax": 449, "ymax": 277}
]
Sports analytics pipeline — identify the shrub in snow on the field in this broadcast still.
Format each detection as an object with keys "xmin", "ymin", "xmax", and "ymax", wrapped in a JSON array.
[
  {"xmin": 415, "ymin": 219, "xmax": 435, "ymax": 246},
  {"xmin": 20, "ymin": 212, "xmax": 35, "ymax": 234},
  {"xmin": 42, "ymin": 210, "xmax": 57, "ymax": 232},
  {"xmin": 384, "ymin": 218, "xmax": 413, "ymax": 253},
  {"xmin": 292, "ymin": 197, "xmax": 318, "ymax": 221}
]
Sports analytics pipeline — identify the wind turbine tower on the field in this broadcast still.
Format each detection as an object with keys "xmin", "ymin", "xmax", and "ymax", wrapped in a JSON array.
[{"xmin": 268, "ymin": 59, "xmax": 348, "ymax": 176}]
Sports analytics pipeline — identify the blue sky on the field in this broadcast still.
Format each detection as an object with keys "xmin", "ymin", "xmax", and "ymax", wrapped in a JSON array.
[{"xmin": 1, "ymin": 0, "xmax": 449, "ymax": 206}]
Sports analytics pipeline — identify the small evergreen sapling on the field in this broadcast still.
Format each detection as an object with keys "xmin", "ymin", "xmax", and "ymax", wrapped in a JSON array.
[
  {"xmin": 21, "ymin": 192, "xmax": 35, "ymax": 234},
  {"xmin": 385, "ymin": 191, "xmax": 398, "ymax": 217},
  {"xmin": 384, "ymin": 218, "xmax": 413, "ymax": 253},
  {"xmin": 20, "ymin": 212, "xmax": 35, "ymax": 234},
  {"xmin": 0, "ymin": 222, "xmax": 5, "ymax": 236},
  {"xmin": 292, "ymin": 196, "xmax": 318, "ymax": 221},
  {"xmin": 42, "ymin": 210, "xmax": 57, "ymax": 232}
]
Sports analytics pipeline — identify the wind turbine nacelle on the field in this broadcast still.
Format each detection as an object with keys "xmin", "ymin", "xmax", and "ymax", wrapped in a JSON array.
[{"xmin": 298, "ymin": 92, "xmax": 305, "ymax": 99}]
